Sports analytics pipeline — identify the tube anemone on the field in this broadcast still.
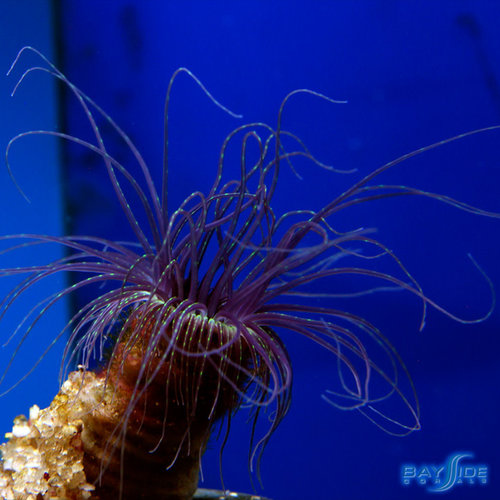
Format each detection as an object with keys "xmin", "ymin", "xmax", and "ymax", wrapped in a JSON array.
[{"xmin": 0, "ymin": 47, "xmax": 499, "ymax": 499}]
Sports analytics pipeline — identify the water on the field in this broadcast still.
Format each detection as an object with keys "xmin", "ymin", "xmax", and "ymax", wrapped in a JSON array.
[{"xmin": 1, "ymin": 2, "xmax": 500, "ymax": 499}]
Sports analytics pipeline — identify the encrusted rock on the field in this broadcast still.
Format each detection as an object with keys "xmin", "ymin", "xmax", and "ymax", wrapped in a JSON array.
[{"xmin": 0, "ymin": 370, "xmax": 99, "ymax": 500}]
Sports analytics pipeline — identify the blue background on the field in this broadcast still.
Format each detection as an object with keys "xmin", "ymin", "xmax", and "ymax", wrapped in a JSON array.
[
  {"xmin": 0, "ymin": 0, "xmax": 67, "ymax": 450},
  {"xmin": 2, "ymin": 2, "xmax": 500, "ymax": 500}
]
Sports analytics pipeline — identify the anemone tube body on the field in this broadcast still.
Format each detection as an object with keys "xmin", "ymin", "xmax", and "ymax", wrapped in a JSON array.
[{"xmin": 0, "ymin": 47, "xmax": 499, "ymax": 499}]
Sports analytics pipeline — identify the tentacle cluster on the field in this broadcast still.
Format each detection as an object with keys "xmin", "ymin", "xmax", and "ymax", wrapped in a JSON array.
[{"xmin": 2, "ymin": 47, "xmax": 500, "ymax": 482}]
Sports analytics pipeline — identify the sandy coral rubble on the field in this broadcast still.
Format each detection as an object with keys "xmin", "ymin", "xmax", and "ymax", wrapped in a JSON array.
[{"xmin": 0, "ymin": 370, "xmax": 99, "ymax": 500}]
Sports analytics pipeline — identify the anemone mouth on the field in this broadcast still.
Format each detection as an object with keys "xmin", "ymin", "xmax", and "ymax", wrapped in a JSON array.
[{"xmin": 105, "ymin": 299, "xmax": 256, "ymax": 418}]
